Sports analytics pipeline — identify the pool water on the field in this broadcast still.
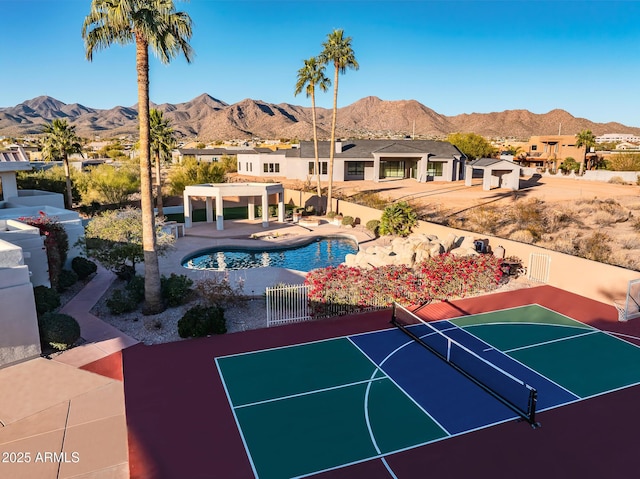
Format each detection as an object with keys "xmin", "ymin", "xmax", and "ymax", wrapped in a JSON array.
[{"xmin": 183, "ymin": 237, "xmax": 358, "ymax": 272}]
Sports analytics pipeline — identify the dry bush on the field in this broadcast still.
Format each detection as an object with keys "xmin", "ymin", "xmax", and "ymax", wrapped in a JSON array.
[
  {"xmin": 608, "ymin": 176, "xmax": 628, "ymax": 185},
  {"xmin": 591, "ymin": 211, "xmax": 619, "ymax": 227},
  {"xmin": 625, "ymin": 202, "xmax": 640, "ymax": 211},
  {"xmin": 619, "ymin": 234, "xmax": 640, "ymax": 250},
  {"xmin": 611, "ymin": 252, "xmax": 640, "ymax": 271},
  {"xmin": 508, "ymin": 199, "xmax": 546, "ymax": 236},
  {"xmin": 577, "ymin": 232, "xmax": 612, "ymax": 262},
  {"xmin": 577, "ymin": 198, "xmax": 630, "ymax": 224},
  {"xmin": 509, "ymin": 229, "xmax": 536, "ymax": 244},
  {"xmin": 632, "ymin": 218, "xmax": 640, "ymax": 232},
  {"xmin": 545, "ymin": 206, "xmax": 581, "ymax": 231},
  {"xmin": 465, "ymin": 204, "xmax": 503, "ymax": 235}
]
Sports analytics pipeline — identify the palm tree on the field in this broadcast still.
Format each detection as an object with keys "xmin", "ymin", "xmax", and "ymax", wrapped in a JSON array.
[
  {"xmin": 294, "ymin": 57, "xmax": 330, "ymax": 198},
  {"xmin": 150, "ymin": 108, "xmax": 176, "ymax": 217},
  {"xmin": 83, "ymin": 0, "xmax": 193, "ymax": 314},
  {"xmin": 319, "ymin": 29, "xmax": 358, "ymax": 214},
  {"xmin": 41, "ymin": 119, "xmax": 83, "ymax": 209},
  {"xmin": 575, "ymin": 129, "xmax": 596, "ymax": 174}
]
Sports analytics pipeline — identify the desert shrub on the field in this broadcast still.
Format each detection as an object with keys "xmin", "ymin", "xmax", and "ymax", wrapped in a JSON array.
[
  {"xmin": 591, "ymin": 211, "xmax": 618, "ymax": 227},
  {"xmin": 106, "ymin": 289, "xmax": 139, "ymax": 315},
  {"xmin": 194, "ymin": 276, "xmax": 245, "ymax": 308},
  {"xmin": 466, "ymin": 204, "xmax": 502, "ymax": 235},
  {"xmin": 125, "ymin": 275, "xmax": 146, "ymax": 303},
  {"xmin": 76, "ymin": 163, "xmax": 140, "ymax": 206},
  {"xmin": 379, "ymin": 202, "xmax": 417, "ymax": 237},
  {"xmin": 341, "ymin": 215, "xmax": 354, "ymax": 226},
  {"xmin": 161, "ymin": 273, "xmax": 193, "ymax": 307},
  {"xmin": 167, "ymin": 157, "xmax": 226, "ymax": 196},
  {"xmin": 178, "ymin": 305, "xmax": 226, "ymax": 338},
  {"xmin": 607, "ymin": 153, "xmax": 640, "ymax": 171},
  {"xmin": 33, "ymin": 286, "xmax": 61, "ymax": 316},
  {"xmin": 57, "ymin": 269, "xmax": 78, "ymax": 292},
  {"xmin": 608, "ymin": 176, "xmax": 628, "ymax": 185},
  {"xmin": 578, "ymin": 232, "xmax": 612, "ymax": 262},
  {"xmin": 545, "ymin": 207, "xmax": 580, "ymax": 231},
  {"xmin": 348, "ymin": 191, "xmax": 389, "ymax": 210},
  {"xmin": 326, "ymin": 211, "xmax": 337, "ymax": 219},
  {"xmin": 38, "ymin": 312, "xmax": 81, "ymax": 351},
  {"xmin": 366, "ymin": 219, "xmax": 380, "ymax": 236},
  {"xmin": 544, "ymin": 231, "xmax": 580, "ymax": 255},
  {"xmin": 71, "ymin": 256, "xmax": 98, "ymax": 279},
  {"xmin": 509, "ymin": 229, "xmax": 536, "ymax": 244},
  {"xmin": 509, "ymin": 199, "xmax": 546, "ymax": 235},
  {"xmin": 620, "ymin": 235, "xmax": 640, "ymax": 250}
]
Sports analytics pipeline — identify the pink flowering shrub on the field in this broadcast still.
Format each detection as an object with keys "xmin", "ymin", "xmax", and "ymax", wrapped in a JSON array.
[{"xmin": 305, "ymin": 254, "xmax": 502, "ymax": 316}]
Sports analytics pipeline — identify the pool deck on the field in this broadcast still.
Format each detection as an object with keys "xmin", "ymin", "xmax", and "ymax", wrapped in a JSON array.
[{"xmin": 158, "ymin": 218, "xmax": 379, "ymax": 294}]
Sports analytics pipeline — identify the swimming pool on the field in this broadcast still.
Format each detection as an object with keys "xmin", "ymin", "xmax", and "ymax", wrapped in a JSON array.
[{"xmin": 182, "ymin": 237, "xmax": 358, "ymax": 272}]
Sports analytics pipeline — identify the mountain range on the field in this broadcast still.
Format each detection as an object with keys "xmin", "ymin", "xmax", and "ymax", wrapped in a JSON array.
[{"xmin": 1, "ymin": 94, "xmax": 638, "ymax": 141}]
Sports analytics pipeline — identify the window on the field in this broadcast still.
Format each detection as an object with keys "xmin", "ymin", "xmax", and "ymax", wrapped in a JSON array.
[
  {"xmin": 263, "ymin": 163, "xmax": 268, "ymax": 173},
  {"xmin": 531, "ymin": 145, "xmax": 537, "ymax": 151},
  {"xmin": 426, "ymin": 162, "xmax": 443, "ymax": 177},
  {"xmin": 309, "ymin": 161, "xmax": 328, "ymax": 175},
  {"xmin": 347, "ymin": 162, "xmax": 364, "ymax": 176},
  {"xmin": 263, "ymin": 163, "xmax": 280, "ymax": 173}
]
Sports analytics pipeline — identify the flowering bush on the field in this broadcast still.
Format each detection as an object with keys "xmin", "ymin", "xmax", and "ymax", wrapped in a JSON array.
[
  {"xmin": 20, "ymin": 212, "xmax": 68, "ymax": 291},
  {"xmin": 305, "ymin": 253, "xmax": 502, "ymax": 315}
]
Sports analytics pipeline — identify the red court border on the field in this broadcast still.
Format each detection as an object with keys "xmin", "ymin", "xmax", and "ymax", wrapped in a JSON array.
[{"xmin": 115, "ymin": 285, "xmax": 640, "ymax": 478}]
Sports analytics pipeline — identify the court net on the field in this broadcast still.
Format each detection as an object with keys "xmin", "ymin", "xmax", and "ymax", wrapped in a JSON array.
[{"xmin": 391, "ymin": 303, "xmax": 539, "ymax": 427}]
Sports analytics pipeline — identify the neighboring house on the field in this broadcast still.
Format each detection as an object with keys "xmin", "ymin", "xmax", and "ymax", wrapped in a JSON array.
[
  {"xmin": 514, "ymin": 135, "xmax": 586, "ymax": 170},
  {"xmin": 172, "ymin": 148, "xmax": 241, "ymax": 163},
  {"xmin": 596, "ymin": 133, "xmax": 640, "ymax": 144},
  {"xmin": 615, "ymin": 142, "xmax": 640, "ymax": 150},
  {"xmin": 0, "ymin": 145, "xmax": 85, "ymax": 367},
  {"xmin": 237, "ymin": 139, "xmax": 466, "ymax": 183}
]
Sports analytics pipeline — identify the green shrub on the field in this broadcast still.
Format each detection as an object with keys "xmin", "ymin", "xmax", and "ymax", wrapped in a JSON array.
[
  {"xmin": 366, "ymin": 219, "xmax": 380, "ymax": 236},
  {"xmin": 326, "ymin": 211, "xmax": 337, "ymax": 219},
  {"xmin": 106, "ymin": 289, "xmax": 139, "ymax": 315},
  {"xmin": 178, "ymin": 305, "xmax": 226, "ymax": 338},
  {"xmin": 71, "ymin": 256, "xmax": 98, "ymax": 280},
  {"xmin": 57, "ymin": 269, "xmax": 79, "ymax": 292},
  {"xmin": 341, "ymin": 215, "xmax": 354, "ymax": 226},
  {"xmin": 161, "ymin": 274, "xmax": 193, "ymax": 307},
  {"xmin": 379, "ymin": 202, "xmax": 418, "ymax": 237},
  {"xmin": 33, "ymin": 286, "xmax": 61, "ymax": 316},
  {"xmin": 125, "ymin": 275, "xmax": 146, "ymax": 303},
  {"xmin": 38, "ymin": 312, "xmax": 81, "ymax": 351}
]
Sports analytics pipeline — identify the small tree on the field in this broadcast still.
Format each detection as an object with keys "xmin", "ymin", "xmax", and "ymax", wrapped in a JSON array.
[
  {"xmin": 77, "ymin": 163, "xmax": 140, "ymax": 206},
  {"xmin": 379, "ymin": 202, "xmax": 418, "ymax": 237},
  {"xmin": 81, "ymin": 207, "xmax": 174, "ymax": 278},
  {"xmin": 167, "ymin": 157, "xmax": 227, "ymax": 195},
  {"xmin": 446, "ymin": 132, "xmax": 496, "ymax": 160}
]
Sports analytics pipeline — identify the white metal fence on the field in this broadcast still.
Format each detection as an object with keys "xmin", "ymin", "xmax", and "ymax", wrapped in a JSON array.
[
  {"xmin": 528, "ymin": 253, "xmax": 551, "ymax": 283},
  {"xmin": 265, "ymin": 284, "xmax": 388, "ymax": 327}
]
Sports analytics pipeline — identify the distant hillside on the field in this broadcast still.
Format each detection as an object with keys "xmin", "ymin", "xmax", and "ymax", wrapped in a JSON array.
[{"xmin": 2, "ymin": 94, "xmax": 639, "ymax": 140}]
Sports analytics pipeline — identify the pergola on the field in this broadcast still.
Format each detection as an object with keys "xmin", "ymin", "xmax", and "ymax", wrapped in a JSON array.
[{"xmin": 183, "ymin": 183, "xmax": 285, "ymax": 230}]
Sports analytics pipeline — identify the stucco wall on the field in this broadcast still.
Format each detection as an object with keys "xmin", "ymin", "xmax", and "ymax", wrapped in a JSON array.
[
  {"xmin": 0, "ymin": 241, "xmax": 41, "ymax": 368},
  {"xmin": 284, "ymin": 188, "xmax": 638, "ymax": 305}
]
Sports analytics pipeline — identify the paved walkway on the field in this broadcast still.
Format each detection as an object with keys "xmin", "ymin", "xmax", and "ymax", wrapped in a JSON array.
[{"xmin": 0, "ymin": 266, "xmax": 136, "ymax": 479}]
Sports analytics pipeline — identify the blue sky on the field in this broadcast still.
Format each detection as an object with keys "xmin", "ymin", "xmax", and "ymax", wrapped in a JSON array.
[{"xmin": 2, "ymin": 0, "xmax": 640, "ymax": 126}]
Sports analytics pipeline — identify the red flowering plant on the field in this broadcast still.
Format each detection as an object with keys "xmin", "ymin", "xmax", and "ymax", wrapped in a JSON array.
[
  {"xmin": 19, "ymin": 211, "xmax": 69, "ymax": 290},
  {"xmin": 305, "ymin": 253, "xmax": 502, "ymax": 317}
]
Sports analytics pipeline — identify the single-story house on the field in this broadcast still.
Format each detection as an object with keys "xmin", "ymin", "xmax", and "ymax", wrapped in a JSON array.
[{"xmin": 236, "ymin": 139, "xmax": 466, "ymax": 183}]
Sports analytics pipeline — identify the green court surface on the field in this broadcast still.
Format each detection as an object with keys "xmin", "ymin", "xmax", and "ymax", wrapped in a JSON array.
[
  {"xmin": 216, "ymin": 305, "xmax": 640, "ymax": 479},
  {"xmin": 217, "ymin": 338, "xmax": 447, "ymax": 479},
  {"xmin": 451, "ymin": 305, "xmax": 640, "ymax": 399}
]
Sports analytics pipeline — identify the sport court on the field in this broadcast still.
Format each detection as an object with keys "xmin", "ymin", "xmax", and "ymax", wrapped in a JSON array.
[{"xmin": 216, "ymin": 303, "xmax": 640, "ymax": 479}]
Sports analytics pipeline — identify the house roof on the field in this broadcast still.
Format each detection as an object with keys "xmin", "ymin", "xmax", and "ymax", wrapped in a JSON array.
[
  {"xmin": 289, "ymin": 139, "xmax": 464, "ymax": 160},
  {"xmin": 176, "ymin": 148, "xmax": 233, "ymax": 156},
  {"xmin": 467, "ymin": 157, "xmax": 520, "ymax": 168},
  {"xmin": 0, "ymin": 146, "xmax": 31, "ymax": 171}
]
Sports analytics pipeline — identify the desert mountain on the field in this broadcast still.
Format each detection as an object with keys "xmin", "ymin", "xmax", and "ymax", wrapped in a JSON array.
[{"xmin": 1, "ymin": 94, "xmax": 638, "ymax": 140}]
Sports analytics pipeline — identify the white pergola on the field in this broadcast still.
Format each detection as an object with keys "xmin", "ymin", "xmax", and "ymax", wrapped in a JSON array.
[{"xmin": 183, "ymin": 183, "xmax": 285, "ymax": 230}]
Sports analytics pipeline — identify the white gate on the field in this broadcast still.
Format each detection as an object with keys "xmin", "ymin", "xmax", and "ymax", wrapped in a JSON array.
[
  {"xmin": 528, "ymin": 253, "xmax": 551, "ymax": 283},
  {"xmin": 266, "ymin": 284, "xmax": 311, "ymax": 327}
]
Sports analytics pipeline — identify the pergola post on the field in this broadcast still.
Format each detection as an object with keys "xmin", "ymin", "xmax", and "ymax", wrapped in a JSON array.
[
  {"xmin": 215, "ymin": 194, "xmax": 224, "ymax": 230},
  {"xmin": 206, "ymin": 197, "xmax": 214, "ymax": 224},
  {"xmin": 278, "ymin": 191, "xmax": 285, "ymax": 222},
  {"xmin": 183, "ymin": 190, "xmax": 192, "ymax": 228},
  {"xmin": 248, "ymin": 197, "xmax": 255, "ymax": 220},
  {"xmin": 261, "ymin": 191, "xmax": 269, "ymax": 227}
]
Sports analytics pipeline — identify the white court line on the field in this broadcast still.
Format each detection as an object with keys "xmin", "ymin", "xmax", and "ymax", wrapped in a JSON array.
[{"xmin": 502, "ymin": 330, "xmax": 600, "ymax": 354}]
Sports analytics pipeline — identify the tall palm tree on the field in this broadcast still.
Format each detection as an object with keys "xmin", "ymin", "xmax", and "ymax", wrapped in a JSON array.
[
  {"xmin": 83, "ymin": 0, "xmax": 193, "ymax": 314},
  {"xmin": 150, "ymin": 108, "xmax": 176, "ymax": 217},
  {"xmin": 294, "ymin": 57, "xmax": 330, "ymax": 198},
  {"xmin": 41, "ymin": 119, "xmax": 83, "ymax": 209},
  {"xmin": 575, "ymin": 129, "xmax": 596, "ymax": 174},
  {"xmin": 319, "ymin": 29, "xmax": 358, "ymax": 214}
]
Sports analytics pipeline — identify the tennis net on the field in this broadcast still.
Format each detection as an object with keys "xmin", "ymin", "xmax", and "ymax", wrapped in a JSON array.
[{"xmin": 391, "ymin": 302, "xmax": 539, "ymax": 426}]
